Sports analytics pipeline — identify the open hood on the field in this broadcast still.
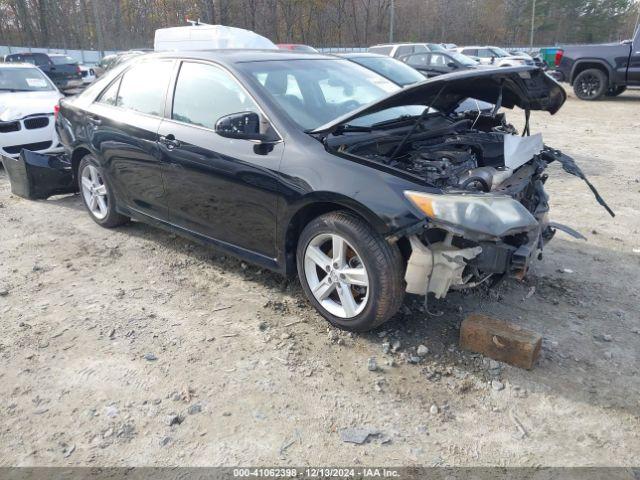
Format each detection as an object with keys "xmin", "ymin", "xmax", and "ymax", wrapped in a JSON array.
[{"xmin": 311, "ymin": 66, "xmax": 566, "ymax": 134}]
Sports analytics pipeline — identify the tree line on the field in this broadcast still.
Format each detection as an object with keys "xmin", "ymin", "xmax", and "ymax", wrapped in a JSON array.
[{"xmin": 1, "ymin": 0, "xmax": 638, "ymax": 51}]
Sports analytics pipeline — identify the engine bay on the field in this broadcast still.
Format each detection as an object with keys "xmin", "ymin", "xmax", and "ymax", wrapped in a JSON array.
[{"xmin": 327, "ymin": 110, "xmax": 532, "ymax": 193}]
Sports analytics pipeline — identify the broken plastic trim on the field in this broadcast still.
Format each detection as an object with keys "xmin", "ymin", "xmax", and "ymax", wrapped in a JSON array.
[
  {"xmin": 1, "ymin": 150, "xmax": 77, "ymax": 200},
  {"xmin": 541, "ymin": 146, "xmax": 615, "ymax": 218}
]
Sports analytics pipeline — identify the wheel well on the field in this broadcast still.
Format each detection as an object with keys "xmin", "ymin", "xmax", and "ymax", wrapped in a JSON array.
[
  {"xmin": 71, "ymin": 147, "xmax": 91, "ymax": 180},
  {"xmin": 284, "ymin": 202, "xmax": 371, "ymax": 276},
  {"xmin": 571, "ymin": 62, "xmax": 609, "ymax": 85}
]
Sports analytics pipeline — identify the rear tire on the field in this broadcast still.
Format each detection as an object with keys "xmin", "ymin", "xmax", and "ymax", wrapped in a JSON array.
[
  {"xmin": 573, "ymin": 68, "xmax": 607, "ymax": 100},
  {"xmin": 78, "ymin": 155, "xmax": 129, "ymax": 228},
  {"xmin": 296, "ymin": 211, "xmax": 404, "ymax": 332}
]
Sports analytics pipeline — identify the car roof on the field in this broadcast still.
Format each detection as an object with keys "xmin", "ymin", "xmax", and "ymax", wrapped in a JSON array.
[
  {"xmin": 336, "ymin": 52, "xmax": 388, "ymax": 59},
  {"xmin": 129, "ymin": 49, "xmax": 339, "ymax": 65},
  {"xmin": 370, "ymin": 43, "xmax": 428, "ymax": 48}
]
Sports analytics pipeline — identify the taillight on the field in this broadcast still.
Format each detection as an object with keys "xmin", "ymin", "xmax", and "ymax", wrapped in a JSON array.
[
  {"xmin": 54, "ymin": 104, "xmax": 60, "ymax": 121},
  {"xmin": 554, "ymin": 49, "xmax": 564, "ymax": 67}
]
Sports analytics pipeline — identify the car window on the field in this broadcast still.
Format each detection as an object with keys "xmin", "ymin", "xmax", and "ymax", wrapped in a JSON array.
[
  {"xmin": 97, "ymin": 78, "xmax": 121, "ymax": 106},
  {"xmin": 50, "ymin": 55, "xmax": 76, "ymax": 65},
  {"xmin": 430, "ymin": 53, "xmax": 448, "ymax": 66},
  {"xmin": 462, "ymin": 49, "xmax": 477, "ymax": 57},
  {"xmin": 172, "ymin": 61, "xmax": 259, "ymax": 130},
  {"xmin": 477, "ymin": 49, "xmax": 494, "ymax": 58},
  {"xmin": 395, "ymin": 45, "xmax": 413, "ymax": 57},
  {"xmin": 368, "ymin": 46, "xmax": 393, "ymax": 56},
  {"xmin": 405, "ymin": 54, "xmax": 430, "ymax": 68},
  {"xmin": 117, "ymin": 60, "xmax": 173, "ymax": 116},
  {"xmin": 242, "ymin": 58, "xmax": 398, "ymax": 130}
]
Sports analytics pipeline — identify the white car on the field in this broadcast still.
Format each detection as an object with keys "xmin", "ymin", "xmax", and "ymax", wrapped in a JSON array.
[
  {"xmin": 79, "ymin": 65, "xmax": 96, "ymax": 84},
  {"xmin": 368, "ymin": 42, "xmax": 447, "ymax": 58},
  {"xmin": 0, "ymin": 63, "xmax": 63, "ymax": 159},
  {"xmin": 455, "ymin": 46, "xmax": 534, "ymax": 67}
]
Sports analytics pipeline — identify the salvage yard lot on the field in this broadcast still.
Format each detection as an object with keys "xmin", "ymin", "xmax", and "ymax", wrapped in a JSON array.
[{"xmin": 0, "ymin": 90, "xmax": 639, "ymax": 466}]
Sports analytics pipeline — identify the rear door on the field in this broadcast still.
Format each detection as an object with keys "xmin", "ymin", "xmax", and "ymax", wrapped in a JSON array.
[
  {"xmin": 157, "ymin": 60, "xmax": 284, "ymax": 258},
  {"xmin": 84, "ymin": 59, "xmax": 175, "ymax": 220}
]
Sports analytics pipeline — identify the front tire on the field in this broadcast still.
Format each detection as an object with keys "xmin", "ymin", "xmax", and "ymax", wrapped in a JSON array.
[
  {"xmin": 78, "ymin": 155, "xmax": 129, "ymax": 228},
  {"xmin": 573, "ymin": 68, "xmax": 607, "ymax": 100},
  {"xmin": 296, "ymin": 211, "xmax": 404, "ymax": 332}
]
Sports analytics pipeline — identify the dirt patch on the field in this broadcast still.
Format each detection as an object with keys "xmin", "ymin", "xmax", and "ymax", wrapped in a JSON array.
[{"xmin": 1, "ymin": 89, "xmax": 639, "ymax": 466}]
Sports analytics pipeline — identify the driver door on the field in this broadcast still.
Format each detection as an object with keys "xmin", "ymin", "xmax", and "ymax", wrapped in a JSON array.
[{"xmin": 157, "ymin": 61, "xmax": 284, "ymax": 259}]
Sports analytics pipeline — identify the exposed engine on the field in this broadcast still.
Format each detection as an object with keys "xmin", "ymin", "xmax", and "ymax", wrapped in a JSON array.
[{"xmin": 331, "ymin": 111, "xmax": 522, "ymax": 193}]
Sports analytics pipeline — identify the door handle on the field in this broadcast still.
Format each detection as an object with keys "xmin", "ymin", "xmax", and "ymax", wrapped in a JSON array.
[
  {"xmin": 159, "ymin": 134, "xmax": 181, "ymax": 149},
  {"xmin": 87, "ymin": 115, "xmax": 102, "ymax": 126}
]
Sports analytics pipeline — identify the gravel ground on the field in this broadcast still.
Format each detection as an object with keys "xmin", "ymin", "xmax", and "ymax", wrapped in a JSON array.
[{"xmin": 0, "ymin": 89, "xmax": 639, "ymax": 467}]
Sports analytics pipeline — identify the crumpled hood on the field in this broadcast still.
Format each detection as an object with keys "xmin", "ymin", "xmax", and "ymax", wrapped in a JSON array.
[
  {"xmin": 311, "ymin": 66, "xmax": 566, "ymax": 134},
  {"xmin": 0, "ymin": 91, "xmax": 63, "ymax": 122}
]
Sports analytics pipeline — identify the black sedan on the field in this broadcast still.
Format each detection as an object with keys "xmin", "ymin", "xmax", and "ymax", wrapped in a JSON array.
[
  {"xmin": 40, "ymin": 50, "xmax": 607, "ymax": 331},
  {"xmin": 399, "ymin": 51, "xmax": 480, "ymax": 77}
]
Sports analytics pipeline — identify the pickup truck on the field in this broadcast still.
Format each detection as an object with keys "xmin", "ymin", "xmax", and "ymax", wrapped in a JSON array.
[{"xmin": 554, "ymin": 26, "xmax": 640, "ymax": 100}]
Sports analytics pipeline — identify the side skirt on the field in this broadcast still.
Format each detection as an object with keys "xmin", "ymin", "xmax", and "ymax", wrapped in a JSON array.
[{"xmin": 119, "ymin": 206, "xmax": 284, "ymax": 274}]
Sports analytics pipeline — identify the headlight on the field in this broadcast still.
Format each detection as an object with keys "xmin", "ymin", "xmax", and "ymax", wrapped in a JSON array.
[{"xmin": 404, "ymin": 191, "xmax": 538, "ymax": 237}]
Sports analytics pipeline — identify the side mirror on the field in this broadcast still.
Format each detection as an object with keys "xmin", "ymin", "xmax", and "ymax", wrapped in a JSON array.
[
  {"xmin": 447, "ymin": 61, "xmax": 458, "ymax": 69},
  {"xmin": 215, "ymin": 111, "xmax": 266, "ymax": 141},
  {"xmin": 490, "ymin": 56, "xmax": 495, "ymax": 64}
]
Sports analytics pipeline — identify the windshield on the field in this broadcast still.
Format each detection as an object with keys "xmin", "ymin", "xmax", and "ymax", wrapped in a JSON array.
[
  {"xmin": 50, "ymin": 55, "xmax": 76, "ymax": 65},
  {"xmin": 448, "ymin": 51, "xmax": 478, "ymax": 66},
  {"xmin": 241, "ymin": 58, "xmax": 399, "ymax": 130},
  {"xmin": 0, "ymin": 67, "xmax": 55, "ymax": 92},
  {"xmin": 350, "ymin": 56, "xmax": 425, "ymax": 86},
  {"xmin": 490, "ymin": 47, "xmax": 512, "ymax": 58}
]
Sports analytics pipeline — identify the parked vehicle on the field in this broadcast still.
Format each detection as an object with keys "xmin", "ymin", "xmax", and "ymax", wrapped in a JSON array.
[
  {"xmin": 508, "ymin": 50, "xmax": 546, "ymax": 68},
  {"xmin": 369, "ymin": 42, "xmax": 446, "ymax": 58},
  {"xmin": 455, "ymin": 46, "xmax": 534, "ymax": 67},
  {"xmin": 399, "ymin": 51, "xmax": 480, "ymax": 77},
  {"xmin": 441, "ymin": 43, "xmax": 457, "ymax": 50},
  {"xmin": 337, "ymin": 52, "xmax": 426, "ymax": 86},
  {"xmin": 79, "ymin": 65, "xmax": 96, "ymax": 84},
  {"xmin": 94, "ymin": 51, "xmax": 146, "ymax": 77},
  {"xmin": 0, "ymin": 63, "xmax": 63, "ymax": 158},
  {"xmin": 554, "ymin": 26, "xmax": 640, "ymax": 100},
  {"xmin": 277, "ymin": 44, "xmax": 319, "ymax": 53},
  {"xmin": 154, "ymin": 24, "xmax": 277, "ymax": 51},
  {"xmin": 4, "ymin": 52, "xmax": 613, "ymax": 331},
  {"xmin": 4, "ymin": 53, "xmax": 82, "ymax": 91}
]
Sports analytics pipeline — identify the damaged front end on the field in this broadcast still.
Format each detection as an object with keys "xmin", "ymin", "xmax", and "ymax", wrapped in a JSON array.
[
  {"xmin": 1, "ymin": 150, "xmax": 77, "ymax": 200},
  {"xmin": 316, "ymin": 67, "xmax": 613, "ymax": 299}
]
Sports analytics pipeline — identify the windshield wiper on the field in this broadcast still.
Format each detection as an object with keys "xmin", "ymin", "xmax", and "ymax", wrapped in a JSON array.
[
  {"xmin": 333, "ymin": 124, "xmax": 372, "ymax": 134},
  {"xmin": 370, "ymin": 114, "xmax": 422, "ymax": 129},
  {"xmin": 0, "ymin": 88, "xmax": 32, "ymax": 92}
]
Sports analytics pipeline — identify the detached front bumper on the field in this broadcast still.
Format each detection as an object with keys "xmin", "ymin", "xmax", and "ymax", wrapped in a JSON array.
[{"xmin": 1, "ymin": 150, "xmax": 77, "ymax": 200}]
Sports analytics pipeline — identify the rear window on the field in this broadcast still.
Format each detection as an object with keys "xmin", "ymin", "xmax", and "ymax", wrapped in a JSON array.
[
  {"xmin": 116, "ymin": 60, "xmax": 173, "ymax": 116},
  {"xmin": 50, "ymin": 55, "xmax": 76, "ymax": 65},
  {"xmin": 368, "ymin": 46, "xmax": 393, "ymax": 56}
]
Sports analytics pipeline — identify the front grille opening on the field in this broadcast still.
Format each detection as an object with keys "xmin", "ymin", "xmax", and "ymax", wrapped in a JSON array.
[
  {"xmin": 24, "ymin": 117, "xmax": 49, "ymax": 130},
  {"xmin": 3, "ymin": 141, "xmax": 52, "ymax": 155},
  {"xmin": 0, "ymin": 121, "xmax": 20, "ymax": 133}
]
